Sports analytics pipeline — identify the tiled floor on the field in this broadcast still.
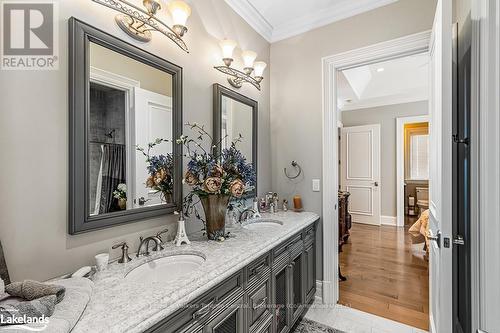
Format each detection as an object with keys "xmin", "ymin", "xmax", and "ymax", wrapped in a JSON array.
[{"xmin": 304, "ymin": 299, "xmax": 428, "ymax": 333}]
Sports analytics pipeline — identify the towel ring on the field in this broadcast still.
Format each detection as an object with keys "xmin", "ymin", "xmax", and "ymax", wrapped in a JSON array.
[{"xmin": 284, "ymin": 161, "xmax": 302, "ymax": 180}]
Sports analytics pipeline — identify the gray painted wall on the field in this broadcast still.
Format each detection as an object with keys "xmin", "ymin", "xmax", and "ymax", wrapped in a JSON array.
[
  {"xmin": 341, "ymin": 101, "xmax": 429, "ymax": 217},
  {"xmin": 0, "ymin": 0, "xmax": 271, "ymax": 281},
  {"xmin": 270, "ymin": 0, "xmax": 437, "ymax": 279}
]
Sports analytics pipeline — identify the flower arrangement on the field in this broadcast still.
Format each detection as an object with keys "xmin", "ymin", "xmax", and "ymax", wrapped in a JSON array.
[
  {"xmin": 112, "ymin": 183, "xmax": 127, "ymax": 200},
  {"xmin": 113, "ymin": 183, "xmax": 127, "ymax": 210},
  {"xmin": 178, "ymin": 122, "xmax": 255, "ymax": 240},
  {"xmin": 137, "ymin": 138, "xmax": 174, "ymax": 203}
]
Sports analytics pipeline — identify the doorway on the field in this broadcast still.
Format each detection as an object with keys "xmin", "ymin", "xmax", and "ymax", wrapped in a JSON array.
[
  {"xmin": 336, "ymin": 54, "xmax": 431, "ymax": 330},
  {"xmin": 321, "ymin": 8, "xmax": 455, "ymax": 330}
]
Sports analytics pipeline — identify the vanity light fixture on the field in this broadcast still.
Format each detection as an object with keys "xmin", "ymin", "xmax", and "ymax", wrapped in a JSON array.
[
  {"xmin": 214, "ymin": 40, "xmax": 266, "ymax": 91},
  {"xmin": 91, "ymin": 0, "xmax": 191, "ymax": 52}
]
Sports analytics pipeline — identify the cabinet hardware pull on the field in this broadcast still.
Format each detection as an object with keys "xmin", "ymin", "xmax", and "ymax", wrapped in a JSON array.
[
  {"xmin": 253, "ymin": 297, "xmax": 268, "ymax": 310},
  {"xmin": 192, "ymin": 297, "xmax": 218, "ymax": 320}
]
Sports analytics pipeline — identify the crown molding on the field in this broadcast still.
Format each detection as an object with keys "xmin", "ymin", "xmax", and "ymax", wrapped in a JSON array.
[
  {"xmin": 223, "ymin": 0, "xmax": 273, "ymax": 42},
  {"xmin": 271, "ymin": 0, "xmax": 398, "ymax": 42},
  {"xmin": 224, "ymin": 0, "xmax": 398, "ymax": 43}
]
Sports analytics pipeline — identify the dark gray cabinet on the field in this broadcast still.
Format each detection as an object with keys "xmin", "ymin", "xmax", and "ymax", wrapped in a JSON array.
[
  {"xmin": 147, "ymin": 220, "xmax": 318, "ymax": 333},
  {"xmin": 273, "ymin": 263, "xmax": 290, "ymax": 333},
  {"xmin": 291, "ymin": 250, "xmax": 304, "ymax": 325},
  {"xmin": 204, "ymin": 295, "xmax": 245, "ymax": 333}
]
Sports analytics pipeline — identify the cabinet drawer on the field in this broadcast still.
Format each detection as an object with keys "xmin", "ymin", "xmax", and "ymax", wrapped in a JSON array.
[
  {"xmin": 248, "ymin": 279, "xmax": 272, "ymax": 329},
  {"xmin": 246, "ymin": 253, "xmax": 270, "ymax": 286},
  {"xmin": 273, "ymin": 233, "xmax": 302, "ymax": 258},
  {"xmin": 203, "ymin": 294, "xmax": 245, "ymax": 333},
  {"xmin": 146, "ymin": 271, "xmax": 243, "ymax": 333}
]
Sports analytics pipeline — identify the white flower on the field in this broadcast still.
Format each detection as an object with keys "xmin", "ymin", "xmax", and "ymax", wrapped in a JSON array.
[
  {"xmin": 117, "ymin": 183, "xmax": 127, "ymax": 192},
  {"xmin": 196, "ymin": 155, "xmax": 203, "ymax": 162}
]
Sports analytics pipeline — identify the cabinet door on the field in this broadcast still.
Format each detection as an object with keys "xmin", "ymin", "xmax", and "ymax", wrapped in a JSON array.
[
  {"xmin": 304, "ymin": 242, "xmax": 316, "ymax": 302},
  {"xmin": 203, "ymin": 295, "xmax": 244, "ymax": 333},
  {"xmin": 273, "ymin": 264, "xmax": 290, "ymax": 333},
  {"xmin": 291, "ymin": 251, "xmax": 304, "ymax": 324}
]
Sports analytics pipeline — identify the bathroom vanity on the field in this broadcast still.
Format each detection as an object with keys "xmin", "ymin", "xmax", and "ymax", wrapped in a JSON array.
[{"xmin": 72, "ymin": 212, "xmax": 318, "ymax": 333}]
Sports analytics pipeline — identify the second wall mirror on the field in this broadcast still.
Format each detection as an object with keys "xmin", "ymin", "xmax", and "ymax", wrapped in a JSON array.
[
  {"xmin": 213, "ymin": 84, "xmax": 258, "ymax": 197},
  {"xmin": 69, "ymin": 18, "xmax": 183, "ymax": 234}
]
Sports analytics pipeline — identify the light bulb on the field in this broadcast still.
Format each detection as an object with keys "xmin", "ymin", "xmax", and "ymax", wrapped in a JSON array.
[
  {"xmin": 253, "ymin": 61, "xmax": 267, "ymax": 77},
  {"xmin": 219, "ymin": 39, "xmax": 237, "ymax": 66},
  {"xmin": 241, "ymin": 50, "xmax": 257, "ymax": 69},
  {"xmin": 168, "ymin": 1, "xmax": 191, "ymax": 34}
]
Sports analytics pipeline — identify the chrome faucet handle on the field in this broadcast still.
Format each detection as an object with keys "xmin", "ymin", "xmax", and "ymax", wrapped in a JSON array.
[
  {"xmin": 156, "ymin": 228, "xmax": 169, "ymax": 242},
  {"xmin": 112, "ymin": 242, "xmax": 132, "ymax": 263}
]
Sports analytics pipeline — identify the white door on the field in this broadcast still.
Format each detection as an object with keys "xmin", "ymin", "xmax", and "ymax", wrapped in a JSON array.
[
  {"xmin": 134, "ymin": 87, "xmax": 172, "ymax": 207},
  {"xmin": 341, "ymin": 124, "xmax": 381, "ymax": 225},
  {"xmin": 428, "ymin": 0, "xmax": 453, "ymax": 332}
]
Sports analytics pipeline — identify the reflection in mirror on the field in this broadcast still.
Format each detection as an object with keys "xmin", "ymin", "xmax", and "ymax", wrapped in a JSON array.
[
  {"xmin": 213, "ymin": 84, "xmax": 257, "ymax": 197},
  {"xmin": 88, "ymin": 42, "xmax": 173, "ymax": 217},
  {"xmin": 221, "ymin": 96, "xmax": 253, "ymax": 163}
]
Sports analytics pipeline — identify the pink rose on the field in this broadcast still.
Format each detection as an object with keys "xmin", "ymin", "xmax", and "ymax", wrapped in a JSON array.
[
  {"xmin": 204, "ymin": 177, "xmax": 223, "ymax": 193},
  {"xmin": 229, "ymin": 179, "xmax": 245, "ymax": 198}
]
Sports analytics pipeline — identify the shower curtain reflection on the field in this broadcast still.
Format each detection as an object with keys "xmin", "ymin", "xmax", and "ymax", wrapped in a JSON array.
[{"xmin": 95, "ymin": 143, "xmax": 126, "ymax": 214}]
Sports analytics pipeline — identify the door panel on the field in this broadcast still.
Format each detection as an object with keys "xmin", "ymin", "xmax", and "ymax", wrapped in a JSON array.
[
  {"xmin": 341, "ymin": 125, "xmax": 381, "ymax": 225},
  {"xmin": 134, "ymin": 87, "xmax": 172, "ymax": 207},
  {"xmin": 428, "ymin": 0, "xmax": 453, "ymax": 332}
]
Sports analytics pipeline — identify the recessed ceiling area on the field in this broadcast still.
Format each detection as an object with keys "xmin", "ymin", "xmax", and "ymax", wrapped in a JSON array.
[
  {"xmin": 223, "ymin": 0, "xmax": 399, "ymax": 42},
  {"xmin": 338, "ymin": 52, "xmax": 429, "ymax": 111}
]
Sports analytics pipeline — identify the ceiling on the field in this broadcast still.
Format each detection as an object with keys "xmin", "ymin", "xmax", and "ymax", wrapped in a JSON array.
[
  {"xmin": 223, "ymin": 0, "xmax": 399, "ymax": 42},
  {"xmin": 338, "ymin": 53, "xmax": 429, "ymax": 111}
]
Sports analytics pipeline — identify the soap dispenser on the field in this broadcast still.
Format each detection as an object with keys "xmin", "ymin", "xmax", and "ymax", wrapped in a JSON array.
[{"xmin": 174, "ymin": 211, "xmax": 191, "ymax": 246}]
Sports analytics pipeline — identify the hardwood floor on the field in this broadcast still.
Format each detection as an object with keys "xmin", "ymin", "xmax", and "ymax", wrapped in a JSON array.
[{"xmin": 338, "ymin": 222, "xmax": 429, "ymax": 330}]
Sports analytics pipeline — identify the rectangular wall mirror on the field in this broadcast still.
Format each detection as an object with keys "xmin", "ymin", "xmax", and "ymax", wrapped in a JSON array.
[
  {"xmin": 69, "ymin": 18, "xmax": 182, "ymax": 234},
  {"xmin": 213, "ymin": 84, "xmax": 258, "ymax": 197}
]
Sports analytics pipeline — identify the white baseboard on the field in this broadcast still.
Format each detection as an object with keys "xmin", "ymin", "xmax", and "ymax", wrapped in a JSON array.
[
  {"xmin": 315, "ymin": 280, "xmax": 323, "ymax": 303},
  {"xmin": 380, "ymin": 215, "xmax": 397, "ymax": 226},
  {"xmin": 429, "ymin": 314, "xmax": 436, "ymax": 333}
]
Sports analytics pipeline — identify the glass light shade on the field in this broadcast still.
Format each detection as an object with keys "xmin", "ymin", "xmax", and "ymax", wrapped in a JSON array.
[
  {"xmin": 219, "ymin": 39, "xmax": 237, "ymax": 59},
  {"xmin": 167, "ymin": 1, "xmax": 191, "ymax": 26},
  {"xmin": 253, "ymin": 61, "xmax": 267, "ymax": 77},
  {"xmin": 241, "ymin": 50, "xmax": 257, "ymax": 68}
]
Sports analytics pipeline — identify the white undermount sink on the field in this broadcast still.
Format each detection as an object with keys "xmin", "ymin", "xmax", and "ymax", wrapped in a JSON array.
[
  {"xmin": 243, "ymin": 219, "xmax": 284, "ymax": 230},
  {"xmin": 125, "ymin": 254, "xmax": 205, "ymax": 283}
]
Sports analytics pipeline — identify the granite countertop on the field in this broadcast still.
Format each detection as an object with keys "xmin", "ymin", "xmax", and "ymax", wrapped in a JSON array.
[{"xmin": 72, "ymin": 211, "xmax": 319, "ymax": 333}]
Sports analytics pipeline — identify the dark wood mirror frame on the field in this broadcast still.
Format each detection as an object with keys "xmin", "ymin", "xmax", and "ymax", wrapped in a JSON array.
[
  {"xmin": 213, "ymin": 84, "xmax": 258, "ymax": 198},
  {"xmin": 68, "ymin": 18, "xmax": 183, "ymax": 234}
]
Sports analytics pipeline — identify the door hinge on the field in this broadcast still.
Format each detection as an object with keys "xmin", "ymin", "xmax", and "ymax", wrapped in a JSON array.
[
  {"xmin": 453, "ymin": 134, "xmax": 470, "ymax": 145},
  {"xmin": 453, "ymin": 235, "xmax": 465, "ymax": 245}
]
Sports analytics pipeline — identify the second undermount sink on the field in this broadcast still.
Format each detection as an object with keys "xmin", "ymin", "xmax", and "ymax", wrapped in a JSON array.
[
  {"xmin": 125, "ymin": 254, "xmax": 205, "ymax": 283},
  {"xmin": 243, "ymin": 219, "xmax": 284, "ymax": 230}
]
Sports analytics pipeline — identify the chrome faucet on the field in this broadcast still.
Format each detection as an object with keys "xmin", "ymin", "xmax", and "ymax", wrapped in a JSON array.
[
  {"xmin": 112, "ymin": 242, "xmax": 132, "ymax": 263},
  {"xmin": 239, "ymin": 208, "xmax": 257, "ymax": 223},
  {"xmin": 136, "ymin": 228, "xmax": 168, "ymax": 257},
  {"xmin": 239, "ymin": 198, "xmax": 262, "ymax": 223}
]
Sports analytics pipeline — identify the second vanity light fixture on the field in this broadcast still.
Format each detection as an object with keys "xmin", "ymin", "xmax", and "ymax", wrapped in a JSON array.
[
  {"xmin": 92, "ymin": 0, "xmax": 191, "ymax": 52},
  {"xmin": 214, "ymin": 39, "xmax": 267, "ymax": 91}
]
